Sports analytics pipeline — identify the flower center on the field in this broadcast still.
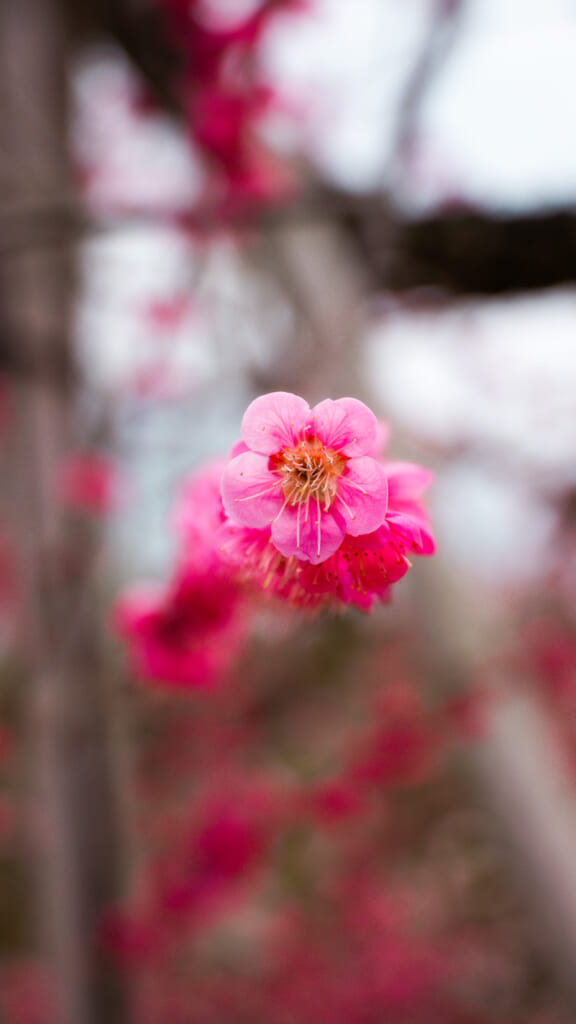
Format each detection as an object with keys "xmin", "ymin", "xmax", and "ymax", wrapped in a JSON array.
[{"xmin": 271, "ymin": 437, "xmax": 346, "ymax": 511}]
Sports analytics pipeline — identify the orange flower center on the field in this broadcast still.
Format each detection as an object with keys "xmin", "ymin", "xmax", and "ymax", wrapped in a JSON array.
[{"xmin": 271, "ymin": 437, "xmax": 346, "ymax": 511}]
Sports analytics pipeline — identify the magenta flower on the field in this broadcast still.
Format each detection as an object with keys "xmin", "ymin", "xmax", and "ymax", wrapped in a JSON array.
[
  {"xmin": 114, "ymin": 565, "xmax": 245, "ymax": 690},
  {"xmin": 218, "ymin": 458, "xmax": 435, "ymax": 612},
  {"xmin": 172, "ymin": 458, "xmax": 228, "ymax": 560},
  {"xmin": 57, "ymin": 452, "xmax": 119, "ymax": 515},
  {"xmin": 222, "ymin": 392, "xmax": 388, "ymax": 565},
  {"xmin": 115, "ymin": 459, "xmax": 250, "ymax": 689}
]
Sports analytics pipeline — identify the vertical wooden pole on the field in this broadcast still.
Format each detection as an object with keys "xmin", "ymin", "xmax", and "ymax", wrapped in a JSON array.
[{"xmin": 0, "ymin": 2, "xmax": 124, "ymax": 1021}]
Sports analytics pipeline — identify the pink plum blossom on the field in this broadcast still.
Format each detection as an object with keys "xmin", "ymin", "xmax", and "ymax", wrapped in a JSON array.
[
  {"xmin": 157, "ymin": 783, "xmax": 276, "ymax": 923},
  {"xmin": 172, "ymin": 458, "xmax": 228, "ymax": 558},
  {"xmin": 160, "ymin": 0, "xmax": 304, "ymax": 207},
  {"xmin": 114, "ymin": 563, "xmax": 245, "ymax": 689},
  {"xmin": 221, "ymin": 392, "xmax": 388, "ymax": 565},
  {"xmin": 57, "ymin": 453, "xmax": 119, "ymax": 514},
  {"xmin": 218, "ymin": 454, "xmax": 434, "ymax": 611},
  {"xmin": 116, "ymin": 458, "xmax": 251, "ymax": 688}
]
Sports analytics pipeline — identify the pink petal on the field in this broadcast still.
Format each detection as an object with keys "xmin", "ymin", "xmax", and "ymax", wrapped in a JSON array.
[
  {"xmin": 311, "ymin": 397, "xmax": 378, "ymax": 456},
  {"xmin": 172, "ymin": 459, "xmax": 227, "ymax": 545},
  {"xmin": 229, "ymin": 439, "xmax": 250, "ymax": 458},
  {"xmin": 221, "ymin": 451, "xmax": 283, "ymax": 528},
  {"xmin": 241, "ymin": 392, "xmax": 311, "ymax": 455},
  {"xmin": 342, "ymin": 538, "xmax": 409, "ymax": 589},
  {"xmin": 271, "ymin": 503, "xmax": 347, "ymax": 564},
  {"xmin": 387, "ymin": 511, "xmax": 436, "ymax": 556},
  {"xmin": 345, "ymin": 523, "xmax": 391, "ymax": 551},
  {"xmin": 114, "ymin": 584, "xmax": 164, "ymax": 634},
  {"xmin": 369, "ymin": 419, "xmax": 390, "ymax": 457},
  {"xmin": 336, "ymin": 457, "xmax": 388, "ymax": 536},
  {"xmin": 386, "ymin": 462, "xmax": 434, "ymax": 504}
]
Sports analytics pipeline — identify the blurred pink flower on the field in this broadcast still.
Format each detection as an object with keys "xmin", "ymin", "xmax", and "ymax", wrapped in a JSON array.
[
  {"xmin": 163, "ymin": 0, "xmax": 307, "ymax": 74},
  {"xmin": 109, "ymin": 781, "xmax": 281, "ymax": 958},
  {"xmin": 114, "ymin": 563, "xmax": 245, "ymax": 689},
  {"xmin": 160, "ymin": 0, "xmax": 306, "ymax": 206},
  {"xmin": 158, "ymin": 784, "xmax": 274, "ymax": 920},
  {"xmin": 172, "ymin": 457, "xmax": 228, "ymax": 556},
  {"xmin": 349, "ymin": 682, "xmax": 440, "ymax": 788},
  {"xmin": 141, "ymin": 294, "xmax": 193, "ymax": 333},
  {"xmin": 57, "ymin": 453, "xmax": 119, "ymax": 514},
  {"xmin": 305, "ymin": 779, "xmax": 366, "ymax": 824},
  {"xmin": 222, "ymin": 392, "xmax": 388, "ymax": 564},
  {"xmin": 0, "ymin": 962, "xmax": 57, "ymax": 1024},
  {"xmin": 304, "ymin": 458, "xmax": 435, "ymax": 608}
]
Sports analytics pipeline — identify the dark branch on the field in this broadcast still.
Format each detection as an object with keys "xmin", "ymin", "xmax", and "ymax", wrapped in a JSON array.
[{"xmin": 335, "ymin": 194, "xmax": 576, "ymax": 297}]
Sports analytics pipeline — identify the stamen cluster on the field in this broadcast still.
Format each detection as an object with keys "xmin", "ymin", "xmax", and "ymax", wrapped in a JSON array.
[
  {"xmin": 221, "ymin": 392, "xmax": 388, "ymax": 565},
  {"xmin": 272, "ymin": 438, "xmax": 346, "ymax": 512}
]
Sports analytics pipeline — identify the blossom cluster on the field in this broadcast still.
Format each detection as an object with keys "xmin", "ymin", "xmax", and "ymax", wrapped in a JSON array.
[
  {"xmin": 106, "ymin": 390, "xmax": 576, "ymax": 1024},
  {"xmin": 218, "ymin": 391, "xmax": 435, "ymax": 611},
  {"xmin": 115, "ymin": 391, "xmax": 434, "ymax": 690},
  {"xmin": 115, "ymin": 460, "xmax": 247, "ymax": 690},
  {"xmin": 104, "ymin": 647, "xmax": 558, "ymax": 1024},
  {"xmin": 159, "ymin": 0, "xmax": 305, "ymax": 207}
]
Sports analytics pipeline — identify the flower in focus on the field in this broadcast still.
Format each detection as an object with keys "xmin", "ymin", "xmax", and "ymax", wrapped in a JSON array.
[
  {"xmin": 222, "ymin": 392, "xmax": 388, "ymax": 565},
  {"xmin": 298, "ymin": 459, "xmax": 435, "ymax": 610},
  {"xmin": 218, "ymin": 397, "xmax": 435, "ymax": 611}
]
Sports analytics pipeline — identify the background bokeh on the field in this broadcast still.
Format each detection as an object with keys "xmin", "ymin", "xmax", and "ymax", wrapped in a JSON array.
[{"xmin": 3, "ymin": 1, "xmax": 576, "ymax": 1021}]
